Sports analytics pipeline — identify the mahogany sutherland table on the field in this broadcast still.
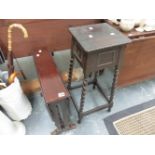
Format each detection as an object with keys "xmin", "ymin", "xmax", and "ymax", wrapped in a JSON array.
[
  {"xmin": 33, "ymin": 49, "xmax": 75, "ymax": 134},
  {"xmin": 67, "ymin": 23, "xmax": 131, "ymax": 123}
]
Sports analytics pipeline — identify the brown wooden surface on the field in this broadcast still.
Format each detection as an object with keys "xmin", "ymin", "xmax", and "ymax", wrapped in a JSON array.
[
  {"xmin": 70, "ymin": 23, "xmax": 130, "ymax": 77},
  {"xmin": 33, "ymin": 49, "xmax": 69, "ymax": 104},
  {"xmin": 118, "ymin": 38, "xmax": 155, "ymax": 87},
  {"xmin": 104, "ymin": 20, "xmax": 155, "ymax": 87},
  {"xmin": 105, "ymin": 20, "xmax": 155, "ymax": 39},
  {"xmin": 0, "ymin": 19, "xmax": 100, "ymax": 58},
  {"xmin": 69, "ymin": 23, "xmax": 131, "ymax": 52}
]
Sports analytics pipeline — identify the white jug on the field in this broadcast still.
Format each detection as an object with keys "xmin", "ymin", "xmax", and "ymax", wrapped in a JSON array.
[
  {"xmin": 0, "ymin": 110, "xmax": 26, "ymax": 135},
  {"xmin": 0, "ymin": 77, "xmax": 32, "ymax": 121}
]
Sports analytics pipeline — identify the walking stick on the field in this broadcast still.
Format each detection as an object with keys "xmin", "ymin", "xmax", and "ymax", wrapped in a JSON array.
[{"xmin": 7, "ymin": 23, "xmax": 28, "ymax": 84}]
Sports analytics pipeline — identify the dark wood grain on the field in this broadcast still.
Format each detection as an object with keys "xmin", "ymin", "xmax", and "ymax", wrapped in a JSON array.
[
  {"xmin": 33, "ymin": 49, "xmax": 69, "ymax": 104},
  {"xmin": 69, "ymin": 23, "xmax": 131, "ymax": 52},
  {"xmin": 0, "ymin": 19, "xmax": 100, "ymax": 58},
  {"xmin": 70, "ymin": 23, "xmax": 130, "ymax": 76}
]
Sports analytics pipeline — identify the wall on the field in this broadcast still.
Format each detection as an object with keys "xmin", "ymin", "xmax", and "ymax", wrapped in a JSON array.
[{"xmin": 0, "ymin": 19, "xmax": 100, "ymax": 58}]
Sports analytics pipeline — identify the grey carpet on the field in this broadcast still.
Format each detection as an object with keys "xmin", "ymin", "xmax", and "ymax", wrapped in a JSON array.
[{"xmin": 103, "ymin": 99, "xmax": 155, "ymax": 135}]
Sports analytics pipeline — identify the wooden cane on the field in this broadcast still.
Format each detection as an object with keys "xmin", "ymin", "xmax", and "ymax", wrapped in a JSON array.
[{"xmin": 7, "ymin": 23, "xmax": 28, "ymax": 84}]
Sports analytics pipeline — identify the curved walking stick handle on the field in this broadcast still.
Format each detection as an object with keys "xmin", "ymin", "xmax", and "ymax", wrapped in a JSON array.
[
  {"xmin": 8, "ymin": 23, "xmax": 28, "ymax": 52},
  {"xmin": 7, "ymin": 23, "xmax": 28, "ymax": 77}
]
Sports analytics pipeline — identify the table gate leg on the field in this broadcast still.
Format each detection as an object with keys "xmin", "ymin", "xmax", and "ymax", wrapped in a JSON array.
[
  {"xmin": 56, "ymin": 104, "xmax": 65, "ymax": 129},
  {"xmin": 78, "ymin": 78, "xmax": 87, "ymax": 123},
  {"xmin": 62, "ymin": 99, "xmax": 71, "ymax": 127},
  {"xmin": 50, "ymin": 104, "xmax": 65, "ymax": 134},
  {"xmin": 108, "ymin": 65, "xmax": 119, "ymax": 112}
]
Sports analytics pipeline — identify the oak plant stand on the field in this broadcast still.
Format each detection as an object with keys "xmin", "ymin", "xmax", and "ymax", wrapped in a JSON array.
[{"xmin": 68, "ymin": 23, "xmax": 131, "ymax": 123}]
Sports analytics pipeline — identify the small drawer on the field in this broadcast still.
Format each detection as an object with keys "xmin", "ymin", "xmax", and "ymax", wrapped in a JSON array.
[
  {"xmin": 73, "ymin": 41, "xmax": 85, "ymax": 65},
  {"xmin": 97, "ymin": 49, "xmax": 117, "ymax": 68}
]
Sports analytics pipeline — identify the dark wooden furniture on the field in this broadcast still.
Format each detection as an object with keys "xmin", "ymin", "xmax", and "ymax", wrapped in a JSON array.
[
  {"xmin": 33, "ymin": 49, "xmax": 75, "ymax": 134},
  {"xmin": 118, "ymin": 32, "xmax": 155, "ymax": 87},
  {"xmin": 105, "ymin": 20, "xmax": 155, "ymax": 87},
  {"xmin": 1, "ymin": 19, "xmax": 155, "ymax": 87},
  {"xmin": 0, "ymin": 19, "xmax": 100, "ymax": 58},
  {"xmin": 68, "ymin": 23, "xmax": 131, "ymax": 123}
]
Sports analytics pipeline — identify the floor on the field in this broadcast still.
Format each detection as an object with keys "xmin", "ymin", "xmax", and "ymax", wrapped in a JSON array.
[{"xmin": 1, "ymin": 49, "xmax": 155, "ymax": 135}]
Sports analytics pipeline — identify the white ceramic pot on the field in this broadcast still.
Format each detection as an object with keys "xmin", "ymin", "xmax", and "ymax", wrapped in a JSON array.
[
  {"xmin": 0, "ymin": 77, "xmax": 32, "ymax": 121},
  {"xmin": 119, "ymin": 19, "xmax": 135, "ymax": 32},
  {"xmin": 109, "ymin": 19, "xmax": 120, "ymax": 25},
  {"xmin": 0, "ymin": 110, "xmax": 26, "ymax": 135}
]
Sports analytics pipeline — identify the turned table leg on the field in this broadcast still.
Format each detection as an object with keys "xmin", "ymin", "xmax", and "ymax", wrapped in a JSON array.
[
  {"xmin": 67, "ymin": 55, "xmax": 74, "ymax": 90},
  {"xmin": 78, "ymin": 78, "xmax": 88, "ymax": 123},
  {"xmin": 108, "ymin": 65, "xmax": 119, "ymax": 112}
]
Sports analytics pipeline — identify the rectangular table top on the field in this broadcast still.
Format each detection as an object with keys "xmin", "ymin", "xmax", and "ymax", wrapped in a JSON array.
[
  {"xmin": 69, "ymin": 23, "xmax": 131, "ymax": 52},
  {"xmin": 33, "ymin": 49, "xmax": 70, "ymax": 104}
]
